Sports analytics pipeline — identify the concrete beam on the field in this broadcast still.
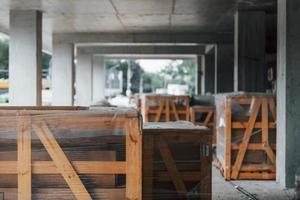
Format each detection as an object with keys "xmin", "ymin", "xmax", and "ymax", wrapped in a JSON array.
[
  {"xmin": 54, "ymin": 32, "xmax": 233, "ymax": 45},
  {"xmin": 9, "ymin": 10, "xmax": 42, "ymax": 105},
  {"xmin": 77, "ymin": 45, "xmax": 205, "ymax": 55},
  {"xmin": 92, "ymin": 56, "xmax": 106, "ymax": 103}
]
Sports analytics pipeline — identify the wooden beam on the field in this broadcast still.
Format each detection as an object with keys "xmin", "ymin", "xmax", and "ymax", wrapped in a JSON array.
[
  {"xmin": 0, "ymin": 161, "xmax": 126, "ymax": 174},
  {"xmin": 125, "ymin": 118, "xmax": 142, "ymax": 200},
  {"xmin": 32, "ymin": 121, "xmax": 92, "ymax": 200},
  {"xmin": 17, "ymin": 116, "xmax": 32, "ymax": 200}
]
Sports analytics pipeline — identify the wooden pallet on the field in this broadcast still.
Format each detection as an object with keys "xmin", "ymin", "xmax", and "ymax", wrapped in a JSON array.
[
  {"xmin": 215, "ymin": 93, "xmax": 276, "ymax": 180},
  {"xmin": 142, "ymin": 95, "xmax": 190, "ymax": 122},
  {"xmin": 0, "ymin": 107, "xmax": 142, "ymax": 200},
  {"xmin": 190, "ymin": 106, "xmax": 216, "ymax": 144},
  {"xmin": 142, "ymin": 122, "xmax": 212, "ymax": 200}
]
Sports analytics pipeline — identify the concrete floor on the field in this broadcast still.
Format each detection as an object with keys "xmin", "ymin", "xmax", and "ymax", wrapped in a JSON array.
[{"xmin": 212, "ymin": 165, "xmax": 295, "ymax": 200}]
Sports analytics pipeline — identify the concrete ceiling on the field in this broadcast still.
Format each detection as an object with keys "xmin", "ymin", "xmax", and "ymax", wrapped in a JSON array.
[
  {"xmin": 0, "ymin": 0, "xmax": 276, "ymax": 51},
  {"xmin": 0, "ymin": 0, "xmax": 276, "ymax": 34}
]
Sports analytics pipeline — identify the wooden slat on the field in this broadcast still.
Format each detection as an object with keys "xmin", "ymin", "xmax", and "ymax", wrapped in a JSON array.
[
  {"xmin": 269, "ymin": 97, "xmax": 276, "ymax": 121},
  {"xmin": 264, "ymin": 145, "xmax": 276, "ymax": 164},
  {"xmin": 0, "ymin": 161, "xmax": 126, "ymax": 174},
  {"xmin": 154, "ymin": 97, "xmax": 165, "ymax": 122},
  {"xmin": 170, "ymin": 101, "xmax": 180, "ymax": 121},
  {"xmin": 32, "ymin": 121, "xmax": 92, "ymax": 200},
  {"xmin": 125, "ymin": 118, "xmax": 142, "ymax": 200},
  {"xmin": 231, "ymin": 98, "xmax": 261, "ymax": 179},
  {"xmin": 238, "ymin": 164, "xmax": 275, "ymax": 172},
  {"xmin": 156, "ymin": 136, "xmax": 187, "ymax": 193},
  {"xmin": 155, "ymin": 171, "xmax": 207, "ymax": 182},
  {"xmin": 225, "ymin": 98, "xmax": 232, "ymax": 180},
  {"xmin": 262, "ymin": 98, "xmax": 269, "ymax": 144},
  {"xmin": 17, "ymin": 116, "xmax": 32, "ymax": 200},
  {"xmin": 232, "ymin": 143, "xmax": 276, "ymax": 150},
  {"xmin": 204, "ymin": 111, "xmax": 213, "ymax": 126},
  {"xmin": 0, "ymin": 188, "xmax": 125, "ymax": 200},
  {"xmin": 238, "ymin": 172, "xmax": 276, "ymax": 180},
  {"xmin": 232, "ymin": 122, "xmax": 276, "ymax": 129}
]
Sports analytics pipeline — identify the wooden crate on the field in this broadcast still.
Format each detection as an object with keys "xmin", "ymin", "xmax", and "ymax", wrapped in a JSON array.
[
  {"xmin": 142, "ymin": 122, "xmax": 212, "ymax": 200},
  {"xmin": 215, "ymin": 93, "xmax": 276, "ymax": 180},
  {"xmin": 190, "ymin": 106, "xmax": 216, "ymax": 144},
  {"xmin": 142, "ymin": 95, "xmax": 190, "ymax": 122},
  {"xmin": 0, "ymin": 107, "xmax": 142, "ymax": 200}
]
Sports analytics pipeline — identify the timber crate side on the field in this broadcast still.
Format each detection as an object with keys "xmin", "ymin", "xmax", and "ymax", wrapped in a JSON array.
[
  {"xmin": 142, "ymin": 121, "xmax": 212, "ymax": 200},
  {"xmin": 141, "ymin": 94, "xmax": 190, "ymax": 122},
  {"xmin": 0, "ymin": 107, "xmax": 142, "ymax": 200},
  {"xmin": 215, "ymin": 93, "xmax": 276, "ymax": 180}
]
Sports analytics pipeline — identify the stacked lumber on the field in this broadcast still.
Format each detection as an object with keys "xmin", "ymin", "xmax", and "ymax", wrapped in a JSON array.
[
  {"xmin": 190, "ymin": 106, "xmax": 216, "ymax": 144},
  {"xmin": 142, "ymin": 94, "xmax": 190, "ymax": 122},
  {"xmin": 0, "ymin": 107, "xmax": 142, "ymax": 200},
  {"xmin": 215, "ymin": 93, "xmax": 276, "ymax": 180},
  {"xmin": 142, "ymin": 121, "xmax": 212, "ymax": 200}
]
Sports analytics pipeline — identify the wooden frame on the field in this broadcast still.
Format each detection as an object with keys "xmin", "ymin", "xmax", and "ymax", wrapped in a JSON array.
[
  {"xmin": 190, "ymin": 106, "xmax": 216, "ymax": 144},
  {"xmin": 142, "ymin": 122, "xmax": 212, "ymax": 200},
  {"xmin": 0, "ymin": 107, "xmax": 142, "ymax": 200},
  {"xmin": 142, "ymin": 95, "xmax": 190, "ymax": 122},
  {"xmin": 215, "ymin": 94, "xmax": 276, "ymax": 180}
]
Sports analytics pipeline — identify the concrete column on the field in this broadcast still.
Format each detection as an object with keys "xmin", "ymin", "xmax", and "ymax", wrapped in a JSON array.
[
  {"xmin": 52, "ymin": 43, "xmax": 74, "ymax": 105},
  {"xmin": 277, "ymin": 0, "xmax": 300, "ymax": 188},
  {"xmin": 75, "ymin": 54, "xmax": 92, "ymax": 106},
  {"xmin": 215, "ymin": 44, "xmax": 234, "ymax": 93},
  {"xmin": 202, "ymin": 48, "xmax": 215, "ymax": 94},
  {"xmin": 234, "ymin": 11, "xmax": 266, "ymax": 92},
  {"xmin": 9, "ymin": 10, "xmax": 42, "ymax": 105},
  {"xmin": 196, "ymin": 55, "xmax": 203, "ymax": 95},
  {"xmin": 92, "ymin": 56, "xmax": 106, "ymax": 103}
]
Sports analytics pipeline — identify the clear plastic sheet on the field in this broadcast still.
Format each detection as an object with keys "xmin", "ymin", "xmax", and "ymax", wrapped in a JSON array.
[
  {"xmin": 0, "ymin": 106, "xmax": 142, "ymax": 200},
  {"xmin": 215, "ymin": 92, "xmax": 276, "ymax": 180},
  {"xmin": 142, "ymin": 121, "xmax": 212, "ymax": 199}
]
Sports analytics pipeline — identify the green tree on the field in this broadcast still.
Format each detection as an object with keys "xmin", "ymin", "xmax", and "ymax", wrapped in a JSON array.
[{"xmin": 0, "ymin": 40, "xmax": 8, "ymax": 70}]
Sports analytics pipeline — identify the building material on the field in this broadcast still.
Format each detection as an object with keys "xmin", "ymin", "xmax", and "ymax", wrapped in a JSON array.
[
  {"xmin": 142, "ymin": 122, "xmax": 212, "ymax": 199},
  {"xmin": 190, "ymin": 106, "xmax": 216, "ymax": 144},
  {"xmin": 215, "ymin": 93, "xmax": 276, "ymax": 180},
  {"xmin": 0, "ymin": 107, "xmax": 142, "ymax": 200},
  {"xmin": 142, "ymin": 95, "xmax": 190, "ymax": 122}
]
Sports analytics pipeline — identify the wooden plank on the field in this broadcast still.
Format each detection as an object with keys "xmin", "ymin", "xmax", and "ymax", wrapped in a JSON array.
[
  {"xmin": 262, "ymin": 98, "xmax": 269, "ymax": 143},
  {"xmin": 264, "ymin": 145, "xmax": 276, "ymax": 164},
  {"xmin": 225, "ymin": 98, "xmax": 232, "ymax": 180},
  {"xmin": 156, "ymin": 136, "xmax": 187, "ymax": 194},
  {"xmin": 17, "ymin": 115, "xmax": 32, "ymax": 200},
  {"xmin": 238, "ymin": 164, "xmax": 275, "ymax": 172},
  {"xmin": 170, "ymin": 101, "xmax": 180, "ymax": 121},
  {"xmin": 238, "ymin": 172, "xmax": 276, "ymax": 180},
  {"xmin": 190, "ymin": 108, "xmax": 196, "ymax": 124},
  {"xmin": 204, "ymin": 111, "xmax": 213, "ymax": 126},
  {"xmin": 155, "ymin": 171, "xmax": 207, "ymax": 182},
  {"xmin": 232, "ymin": 143, "xmax": 276, "ymax": 150},
  {"xmin": 166, "ymin": 97, "xmax": 170, "ymax": 122},
  {"xmin": 231, "ymin": 98, "xmax": 261, "ymax": 179},
  {"xmin": 0, "ymin": 161, "xmax": 126, "ymax": 174},
  {"xmin": 125, "ymin": 118, "xmax": 142, "ymax": 200},
  {"xmin": 154, "ymin": 97, "xmax": 165, "ymax": 122},
  {"xmin": 32, "ymin": 121, "xmax": 92, "ymax": 200},
  {"xmin": 0, "ymin": 188, "xmax": 125, "ymax": 200},
  {"xmin": 269, "ymin": 97, "xmax": 276, "ymax": 121},
  {"xmin": 232, "ymin": 122, "xmax": 276, "ymax": 129}
]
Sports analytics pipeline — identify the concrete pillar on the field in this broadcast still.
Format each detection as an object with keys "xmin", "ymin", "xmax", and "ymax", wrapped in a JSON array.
[
  {"xmin": 234, "ymin": 11, "xmax": 266, "ymax": 92},
  {"xmin": 75, "ymin": 54, "xmax": 92, "ymax": 106},
  {"xmin": 202, "ymin": 48, "xmax": 215, "ymax": 94},
  {"xmin": 277, "ymin": 0, "xmax": 300, "ymax": 188},
  {"xmin": 92, "ymin": 56, "xmax": 106, "ymax": 103},
  {"xmin": 215, "ymin": 44, "xmax": 234, "ymax": 93},
  {"xmin": 52, "ymin": 43, "xmax": 74, "ymax": 105},
  {"xmin": 9, "ymin": 10, "xmax": 42, "ymax": 105},
  {"xmin": 196, "ymin": 55, "xmax": 203, "ymax": 95}
]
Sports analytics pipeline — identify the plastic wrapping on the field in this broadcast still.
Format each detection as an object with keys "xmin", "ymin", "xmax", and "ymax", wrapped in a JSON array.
[
  {"xmin": 141, "ymin": 94, "xmax": 190, "ymax": 122},
  {"xmin": 214, "ymin": 92, "xmax": 276, "ymax": 180},
  {"xmin": 0, "ymin": 107, "xmax": 142, "ymax": 200},
  {"xmin": 142, "ymin": 121, "xmax": 212, "ymax": 199}
]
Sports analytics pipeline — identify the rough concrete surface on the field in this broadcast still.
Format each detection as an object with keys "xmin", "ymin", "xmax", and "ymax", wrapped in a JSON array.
[{"xmin": 213, "ymin": 166, "xmax": 295, "ymax": 200}]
